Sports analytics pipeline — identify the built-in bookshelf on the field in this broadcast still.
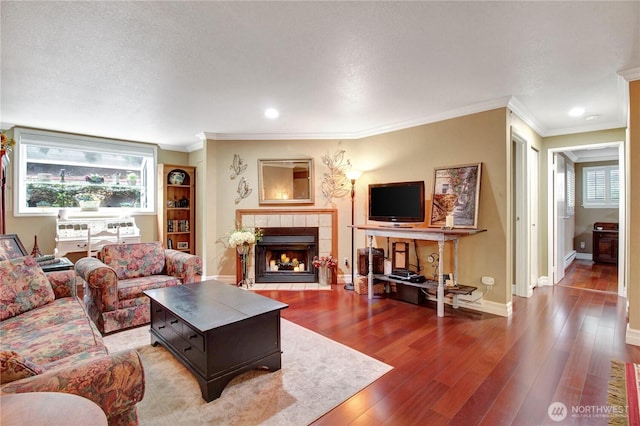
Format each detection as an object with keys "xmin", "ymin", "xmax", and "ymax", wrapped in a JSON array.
[{"xmin": 157, "ymin": 164, "xmax": 195, "ymax": 254}]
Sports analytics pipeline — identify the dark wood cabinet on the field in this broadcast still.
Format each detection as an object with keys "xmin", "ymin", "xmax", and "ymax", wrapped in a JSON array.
[
  {"xmin": 592, "ymin": 222, "xmax": 618, "ymax": 264},
  {"xmin": 146, "ymin": 283, "xmax": 288, "ymax": 402}
]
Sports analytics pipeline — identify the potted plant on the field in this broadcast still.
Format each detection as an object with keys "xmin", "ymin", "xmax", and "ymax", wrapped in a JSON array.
[
  {"xmin": 127, "ymin": 173, "xmax": 137, "ymax": 186},
  {"xmin": 75, "ymin": 193, "xmax": 104, "ymax": 211},
  {"xmin": 85, "ymin": 174, "xmax": 104, "ymax": 184}
]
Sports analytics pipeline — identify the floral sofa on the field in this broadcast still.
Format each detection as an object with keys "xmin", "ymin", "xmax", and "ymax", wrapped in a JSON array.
[
  {"xmin": 0, "ymin": 255, "xmax": 145, "ymax": 426},
  {"xmin": 75, "ymin": 242, "xmax": 201, "ymax": 334}
]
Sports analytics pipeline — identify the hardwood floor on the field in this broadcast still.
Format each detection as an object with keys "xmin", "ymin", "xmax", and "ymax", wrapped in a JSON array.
[
  {"xmin": 254, "ymin": 272, "xmax": 639, "ymax": 425},
  {"xmin": 559, "ymin": 260, "xmax": 618, "ymax": 293}
]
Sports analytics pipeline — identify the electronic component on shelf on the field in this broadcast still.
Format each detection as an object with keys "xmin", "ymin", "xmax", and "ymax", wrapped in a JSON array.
[{"xmin": 388, "ymin": 269, "xmax": 426, "ymax": 283}]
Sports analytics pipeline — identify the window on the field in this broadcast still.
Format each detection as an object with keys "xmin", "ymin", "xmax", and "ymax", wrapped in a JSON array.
[
  {"xmin": 14, "ymin": 128, "xmax": 156, "ymax": 216},
  {"xmin": 582, "ymin": 165, "xmax": 619, "ymax": 208},
  {"xmin": 566, "ymin": 161, "xmax": 575, "ymax": 215}
]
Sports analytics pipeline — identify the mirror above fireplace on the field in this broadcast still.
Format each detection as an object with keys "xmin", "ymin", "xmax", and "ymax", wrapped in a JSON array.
[{"xmin": 258, "ymin": 159, "xmax": 313, "ymax": 205}]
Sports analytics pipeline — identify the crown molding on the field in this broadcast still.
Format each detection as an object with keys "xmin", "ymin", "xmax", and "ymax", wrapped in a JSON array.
[
  {"xmin": 207, "ymin": 96, "xmax": 517, "ymax": 141},
  {"xmin": 542, "ymin": 120, "xmax": 627, "ymax": 138},
  {"xmin": 507, "ymin": 97, "xmax": 546, "ymax": 136},
  {"xmin": 618, "ymin": 67, "xmax": 640, "ymax": 82},
  {"xmin": 186, "ymin": 140, "xmax": 204, "ymax": 152},
  {"xmin": 157, "ymin": 143, "xmax": 189, "ymax": 152}
]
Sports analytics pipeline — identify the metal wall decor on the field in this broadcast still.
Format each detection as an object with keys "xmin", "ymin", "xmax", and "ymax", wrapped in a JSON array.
[
  {"xmin": 235, "ymin": 177, "xmax": 251, "ymax": 204},
  {"xmin": 229, "ymin": 153, "xmax": 252, "ymax": 204},
  {"xmin": 229, "ymin": 153, "xmax": 247, "ymax": 180},
  {"xmin": 320, "ymin": 149, "xmax": 352, "ymax": 202}
]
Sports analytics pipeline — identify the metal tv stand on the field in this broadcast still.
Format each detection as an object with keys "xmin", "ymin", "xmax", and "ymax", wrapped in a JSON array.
[{"xmin": 351, "ymin": 225, "xmax": 486, "ymax": 317}]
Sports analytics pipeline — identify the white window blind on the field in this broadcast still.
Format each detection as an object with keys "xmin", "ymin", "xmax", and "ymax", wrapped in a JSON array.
[
  {"xmin": 566, "ymin": 161, "xmax": 575, "ymax": 215},
  {"xmin": 583, "ymin": 165, "xmax": 619, "ymax": 208}
]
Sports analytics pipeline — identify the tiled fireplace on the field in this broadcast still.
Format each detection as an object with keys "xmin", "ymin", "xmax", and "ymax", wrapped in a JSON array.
[
  {"xmin": 255, "ymin": 227, "xmax": 318, "ymax": 283},
  {"xmin": 236, "ymin": 209, "xmax": 338, "ymax": 284}
]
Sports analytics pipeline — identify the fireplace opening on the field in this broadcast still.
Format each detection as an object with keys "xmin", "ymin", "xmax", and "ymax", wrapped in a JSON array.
[{"xmin": 255, "ymin": 227, "xmax": 318, "ymax": 283}]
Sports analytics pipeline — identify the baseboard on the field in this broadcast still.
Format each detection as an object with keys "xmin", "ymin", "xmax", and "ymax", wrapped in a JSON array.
[
  {"xmin": 538, "ymin": 276, "xmax": 551, "ymax": 287},
  {"xmin": 456, "ymin": 298, "xmax": 512, "ymax": 317},
  {"xmin": 626, "ymin": 324, "xmax": 640, "ymax": 347},
  {"xmin": 208, "ymin": 274, "xmax": 352, "ymax": 286},
  {"xmin": 565, "ymin": 250, "xmax": 576, "ymax": 268},
  {"xmin": 204, "ymin": 274, "xmax": 234, "ymax": 284},
  {"xmin": 576, "ymin": 252, "xmax": 593, "ymax": 261}
]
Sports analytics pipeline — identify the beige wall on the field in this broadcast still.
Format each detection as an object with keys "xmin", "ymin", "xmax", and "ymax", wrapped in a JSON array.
[
  {"xmin": 574, "ymin": 160, "xmax": 619, "ymax": 255},
  {"xmin": 201, "ymin": 138, "xmax": 355, "ymax": 280},
  {"xmin": 199, "ymin": 108, "xmax": 512, "ymax": 307}
]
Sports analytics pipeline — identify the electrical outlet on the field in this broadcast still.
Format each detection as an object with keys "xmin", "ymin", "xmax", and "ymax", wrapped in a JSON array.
[
  {"xmin": 481, "ymin": 276, "xmax": 495, "ymax": 286},
  {"xmin": 580, "ymin": 241, "xmax": 586, "ymax": 249},
  {"xmin": 344, "ymin": 257, "xmax": 349, "ymax": 266}
]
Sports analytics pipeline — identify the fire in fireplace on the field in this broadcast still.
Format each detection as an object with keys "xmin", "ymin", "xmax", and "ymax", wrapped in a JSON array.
[{"xmin": 255, "ymin": 227, "xmax": 319, "ymax": 283}]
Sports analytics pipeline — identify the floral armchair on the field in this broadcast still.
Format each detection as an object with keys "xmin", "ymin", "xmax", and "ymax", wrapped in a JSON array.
[{"xmin": 75, "ymin": 242, "xmax": 201, "ymax": 334}]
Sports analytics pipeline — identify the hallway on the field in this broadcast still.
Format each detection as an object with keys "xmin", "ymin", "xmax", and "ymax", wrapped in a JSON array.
[{"xmin": 558, "ymin": 259, "xmax": 618, "ymax": 293}]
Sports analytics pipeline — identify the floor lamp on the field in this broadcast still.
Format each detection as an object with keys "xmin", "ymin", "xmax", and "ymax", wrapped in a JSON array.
[{"xmin": 344, "ymin": 170, "xmax": 362, "ymax": 290}]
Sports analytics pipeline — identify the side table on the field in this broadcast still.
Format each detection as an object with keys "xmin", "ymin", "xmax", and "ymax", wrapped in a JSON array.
[{"xmin": 39, "ymin": 256, "xmax": 74, "ymax": 272}]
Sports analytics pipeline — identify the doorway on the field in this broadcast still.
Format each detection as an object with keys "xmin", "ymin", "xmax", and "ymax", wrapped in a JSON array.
[
  {"xmin": 547, "ymin": 142, "xmax": 626, "ymax": 296},
  {"xmin": 512, "ymin": 132, "xmax": 539, "ymax": 298}
]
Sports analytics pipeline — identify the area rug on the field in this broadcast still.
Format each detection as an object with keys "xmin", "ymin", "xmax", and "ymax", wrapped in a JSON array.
[
  {"xmin": 608, "ymin": 360, "xmax": 640, "ymax": 425},
  {"xmin": 104, "ymin": 320, "xmax": 392, "ymax": 426}
]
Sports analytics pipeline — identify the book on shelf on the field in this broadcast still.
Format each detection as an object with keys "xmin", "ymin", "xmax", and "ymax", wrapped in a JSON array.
[{"xmin": 167, "ymin": 219, "xmax": 190, "ymax": 233}]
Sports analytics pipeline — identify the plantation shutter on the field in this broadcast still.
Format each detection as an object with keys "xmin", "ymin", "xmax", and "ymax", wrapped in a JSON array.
[
  {"xmin": 583, "ymin": 165, "xmax": 619, "ymax": 208},
  {"xmin": 566, "ymin": 162, "xmax": 575, "ymax": 215}
]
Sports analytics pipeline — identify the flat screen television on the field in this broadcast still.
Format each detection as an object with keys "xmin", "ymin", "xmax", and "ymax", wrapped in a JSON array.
[{"xmin": 368, "ymin": 181, "xmax": 425, "ymax": 225}]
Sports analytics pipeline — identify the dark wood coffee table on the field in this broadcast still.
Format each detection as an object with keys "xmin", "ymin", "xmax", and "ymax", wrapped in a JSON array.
[{"xmin": 144, "ymin": 280, "xmax": 288, "ymax": 402}]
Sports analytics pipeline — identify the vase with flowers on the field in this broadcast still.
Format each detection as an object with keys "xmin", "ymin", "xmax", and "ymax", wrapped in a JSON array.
[
  {"xmin": 226, "ymin": 226, "xmax": 263, "ymax": 288},
  {"xmin": 1, "ymin": 131, "xmax": 16, "ymax": 162},
  {"xmin": 312, "ymin": 255, "xmax": 338, "ymax": 286}
]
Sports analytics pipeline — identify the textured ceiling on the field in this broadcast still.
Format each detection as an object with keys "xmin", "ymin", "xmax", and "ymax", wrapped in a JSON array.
[{"xmin": 1, "ymin": 1, "xmax": 638, "ymax": 150}]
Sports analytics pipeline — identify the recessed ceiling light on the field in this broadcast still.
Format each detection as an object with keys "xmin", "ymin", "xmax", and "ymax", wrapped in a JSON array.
[
  {"xmin": 265, "ymin": 108, "xmax": 279, "ymax": 119},
  {"xmin": 569, "ymin": 107, "xmax": 585, "ymax": 117}
]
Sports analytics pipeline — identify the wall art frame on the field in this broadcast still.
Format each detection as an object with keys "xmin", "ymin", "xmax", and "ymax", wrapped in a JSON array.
[
  {"xmin": 258, "ymin": 158, "xmax": 314, "ymax": 205},
  {"xmin": 0, "ymin": 234, "xmax": 28, "ymax": 260},
  {"xmin": 429, "ymin": 162, "xmax": 482, "ymax": 229}
]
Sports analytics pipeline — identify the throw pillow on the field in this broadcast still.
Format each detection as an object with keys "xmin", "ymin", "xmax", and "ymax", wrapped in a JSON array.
[
  {"xmin": 100, "ymin": 242, "xmax": 165, "ymax": 279},
  {"xmin": 0, "ymin": 350, "xmax": 44, "ymax": 383},
  {"xmin": 0, "ymin": 256, "xmax": 55, "ymax": 321}
]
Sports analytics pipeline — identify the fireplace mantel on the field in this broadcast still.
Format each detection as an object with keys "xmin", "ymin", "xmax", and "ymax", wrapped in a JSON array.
[{"xmin": 235, "ymin": 209, "xmax": 338, "ymax": 285}]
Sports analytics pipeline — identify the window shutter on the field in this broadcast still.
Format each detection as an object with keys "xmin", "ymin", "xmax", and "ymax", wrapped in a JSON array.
[
  {"xmin": 566, "ymin": 162, "xmax": 575, "ymax": 215},
  {"xmin": 583, "ymin": 165, "xmax": 619, "ymax": 208}
]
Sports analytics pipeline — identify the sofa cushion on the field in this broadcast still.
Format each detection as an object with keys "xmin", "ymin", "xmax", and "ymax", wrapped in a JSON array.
[
  {"xmin": 0, "ymin": 256, "xmax": 55, "ymax": 321},
  {"xmin": 117, "ymin": 275, "xmax": 181, "ymax": 301},
  {"xmin": 0, "ymin": 298, "xmax": 106, "ymax": 366},
  {"xmin": 0, "ymin": 350, "xmax": 44, "ymax": 383},
  {"xmin": 99, "ymin": 242, "xmax": 165, "ymax": 280}
]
